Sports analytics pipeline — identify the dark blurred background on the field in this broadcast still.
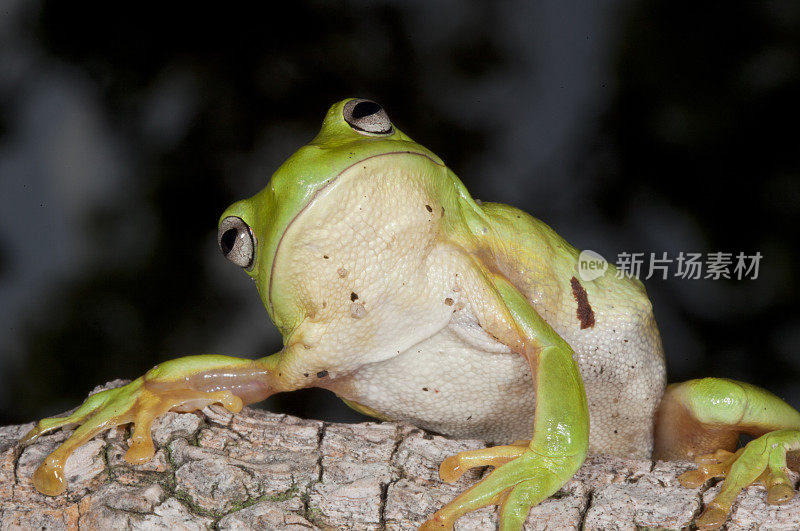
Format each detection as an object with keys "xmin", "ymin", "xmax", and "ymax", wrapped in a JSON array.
[{"xmin": 1, "ymin": 1, "xmax": 799, "ymax": 426}]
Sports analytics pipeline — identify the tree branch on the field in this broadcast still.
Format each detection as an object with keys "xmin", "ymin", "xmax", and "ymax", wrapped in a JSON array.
[{"xmin": 2, "ymin": 381, "xmax": 799, "ymax": 529}]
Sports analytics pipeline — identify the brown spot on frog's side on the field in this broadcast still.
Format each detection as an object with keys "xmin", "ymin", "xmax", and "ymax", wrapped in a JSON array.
[{"xmin": 570, "ymin": 276, "xmax": 595, "ymax": 329}]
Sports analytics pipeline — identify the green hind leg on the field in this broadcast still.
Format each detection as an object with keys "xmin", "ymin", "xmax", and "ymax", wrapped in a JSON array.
[{"xmin": 654, "ymin": 378, "xmax": 800, "ymax": 529}]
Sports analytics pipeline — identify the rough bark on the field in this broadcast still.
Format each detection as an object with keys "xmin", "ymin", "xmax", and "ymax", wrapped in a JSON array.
[{"xmin": 2, "ymin": 381, "xmax": 799, "ymax": 530}]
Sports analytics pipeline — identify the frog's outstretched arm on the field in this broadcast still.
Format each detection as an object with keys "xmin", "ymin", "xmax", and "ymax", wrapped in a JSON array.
[
  {"xmin": 654, "ymin": 378, "xmax": 800, "ymax": 529},
  {"xmin": 421, "ymin": 275, "xmax": 589, "ymax": 530},
  {"xmin": 21, "ymin": 351, "xmax": 297, "ymax": 496}
]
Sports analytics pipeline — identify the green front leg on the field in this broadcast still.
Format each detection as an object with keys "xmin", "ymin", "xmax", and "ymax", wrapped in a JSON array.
[
  {"xmin": 422, "ymin": 276, "xmax": 589, "ymax": 530},
  {"xmin": 23, "ymin": 352, "xmax": 288, "ymax": 496}
]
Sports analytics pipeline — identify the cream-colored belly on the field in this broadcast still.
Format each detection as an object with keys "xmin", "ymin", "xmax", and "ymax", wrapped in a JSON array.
[
  {"xmin": 338, "ymin": 312, "xmax": 536, "ymax": 444},
  {"xmin": 336, "ymin": 303, "xmax": 664, "ymax": 459}
]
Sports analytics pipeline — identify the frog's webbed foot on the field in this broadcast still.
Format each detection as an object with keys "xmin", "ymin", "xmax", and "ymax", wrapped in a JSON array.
[
  {"xmin": 421, "ymin": 444, "xmax": 574, "ymax": 531},
  {"xmin": 680, "ymin": 430, "xmax": 800, "ymax": 529},
  {"xmin": 677, "ymin": 448, "xmax": 743, "ymax": 488},
  {"xmin": 22, "ymin": 377, "xmax": 243, "ymax": 496},
  {"xmin": 437, "ymin": 441, "xmax": 529, "ymax": 483}
]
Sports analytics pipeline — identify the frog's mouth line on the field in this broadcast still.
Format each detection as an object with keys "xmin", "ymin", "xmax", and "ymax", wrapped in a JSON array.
[{"xmin": 267, "ymin": 150, "xmax": 444, "ymax": 323}]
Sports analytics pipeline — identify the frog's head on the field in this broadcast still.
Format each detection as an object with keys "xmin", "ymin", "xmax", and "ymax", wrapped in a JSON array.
[{"xmin": 217, "ymin": 98, "xmax": 451, "ymax": 335}]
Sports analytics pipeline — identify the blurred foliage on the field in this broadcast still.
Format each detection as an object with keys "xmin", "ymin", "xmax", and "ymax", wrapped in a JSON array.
[{"xmin": 598, "ymin": 1, "xmax": 800, "ymax": 382}]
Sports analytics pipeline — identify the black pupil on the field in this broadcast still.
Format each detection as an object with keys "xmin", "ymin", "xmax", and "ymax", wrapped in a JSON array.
[
  {"xmin": 352, "ymin": 100, "xmax": 381, "ymax": 119},
  {"xmin": 221, "ymin": 228, "xmax": 238, "ymax": 254}
]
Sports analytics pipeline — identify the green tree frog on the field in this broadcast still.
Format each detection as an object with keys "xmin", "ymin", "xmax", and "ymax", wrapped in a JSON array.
[{"xmin": 23, "ymin": 99, "xmax": 800, "ymax": 530}]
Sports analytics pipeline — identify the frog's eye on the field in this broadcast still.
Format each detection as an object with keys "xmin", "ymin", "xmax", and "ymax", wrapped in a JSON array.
[
  {"xmin": 218, "ymin": 216, "xmax": 255, "ymax": 269},
  {"xmin": 343, "ymin": 99, "xmax": 393, "ymax": 136}
]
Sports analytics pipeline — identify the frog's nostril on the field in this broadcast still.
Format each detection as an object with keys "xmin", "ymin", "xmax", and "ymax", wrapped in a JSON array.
[
  {"xmin": 343, "ymin": 98, "xmax": 393, "ymax": 135},
  {"xmin": 218, "ymin": 216, "xmax": 255, "ymax": 269},
  {"xmin": 220, "ymin": 228, "xmax": 238, "ymax": 256}
]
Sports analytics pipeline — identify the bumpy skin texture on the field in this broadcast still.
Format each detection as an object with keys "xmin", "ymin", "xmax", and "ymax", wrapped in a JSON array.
[
  {"xmin": 22, "ymin": 99, "xmax": 800, "ymax": 530},
  {"xmin": 289, "ymin": 154, "xmax": 665, "ymax": 456}
]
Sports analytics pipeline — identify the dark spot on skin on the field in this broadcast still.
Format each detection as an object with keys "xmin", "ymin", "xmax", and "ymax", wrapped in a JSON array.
[
  {"xmin": 304, "ymin": 373, "xmax": 309, "ymax": 377},
  {"xmin": 467, "ymin": 415, "xmax": 472, "ymax": 420},
  {"xmin": 422, "ymin": 387, "xmax": 429, "ymax": 392},
  {"xmin": 322, "ymin": 301, "xmax": 327, "ymax": 308},
  {"xmin": 441, "ymin": 206, "xmax": 445, "ymax": 216},
  {"xmin": 434, "ymin": 389, "xmax": 439, "ymax": 394},
  {"xmin": 570, "ymin": 276, "xmax": 595, "ymax": 329},
  {"xmin": 317, "ymin": 370, "xmax": 328, "ymax": 378},
  {"xmin": 350, "ymin": 292, "xmax": 358, "ymax": 301},
  {"xmin": 323, "ymin": 255, "xmax": 329, "ymax": 259},
  {"xmin": 614, "ymin": 430, "xmax": 618, "ymax": 434},
  {"xmin": 623, "ymin": 339, "xmax": 628, "ymax": 343},
  {"xmin": 425, "ymin": 204, "xmax": 433, "ymax": 212},
  {"xmin": 444, "ymin": 298, "xmax": 454, "ymax": 306}
]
